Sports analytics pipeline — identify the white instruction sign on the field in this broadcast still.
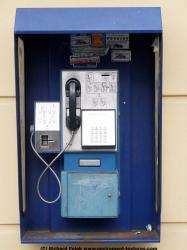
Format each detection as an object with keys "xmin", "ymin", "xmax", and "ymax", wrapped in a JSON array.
[{"xmin": 35, "ymin": 102, "xmax": 60, "ymax": 131}]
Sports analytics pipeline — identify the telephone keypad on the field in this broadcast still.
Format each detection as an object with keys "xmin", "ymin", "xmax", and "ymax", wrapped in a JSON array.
[{"xmin": 91, "ymin": 126, "xmax": 107, "ymax": 144}]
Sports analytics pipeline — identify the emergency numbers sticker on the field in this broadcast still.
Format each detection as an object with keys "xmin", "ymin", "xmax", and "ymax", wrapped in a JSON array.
[{"xmin": 70, "ymin": 56, "xmax": 100, "ymax": 65}]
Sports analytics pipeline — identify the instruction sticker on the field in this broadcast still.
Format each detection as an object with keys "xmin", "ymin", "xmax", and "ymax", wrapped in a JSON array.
[
  {"xmin": 71, "ymin": 47, "xmax": 109, "ymax": 57},
  {"xmin": 35, "ymin": 102, "xmax": 60, "ymax": 131},
  {"xmin": 92, "ymin": 33, "xmax": 105, "ymax": 48},
  {"xmin": 71, "ymin": 35, "xmax": 91, "ymax": 47},
  {"xmin": 111, "ymin": 50, "xmax": 131, "ymax": 62},
  {"xmin": 107, "ymin": 33, "xmax": 129, "ymax": 49}
]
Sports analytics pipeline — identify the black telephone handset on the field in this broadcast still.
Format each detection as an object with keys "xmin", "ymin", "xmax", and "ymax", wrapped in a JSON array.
[{"xmin": 65, "ymin": 78, "xmax": 81, "ymax": 131}]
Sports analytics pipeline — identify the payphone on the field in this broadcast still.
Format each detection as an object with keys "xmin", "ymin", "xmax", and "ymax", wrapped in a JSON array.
[
  {"xmin": 32, "ymin": 70, "xmax": 119, "ymax": 217},
  {"xmin": 61, "ymin": 71, "xmax": 119, "ymax": 218},
  {"xmin": 15, "ymin": 7, "xmax": 162, "ymax": 243}
]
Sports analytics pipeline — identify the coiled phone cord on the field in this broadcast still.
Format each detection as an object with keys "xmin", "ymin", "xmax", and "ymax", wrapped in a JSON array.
[{"xmin": 30, "ymin": 131, "xmax": 75, "ymax": 204}]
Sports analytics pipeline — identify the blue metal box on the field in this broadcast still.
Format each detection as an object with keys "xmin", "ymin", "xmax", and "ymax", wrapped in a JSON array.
[{"xmin": 61, "ymin": 171, "xmax": 119, "ymax": 218}]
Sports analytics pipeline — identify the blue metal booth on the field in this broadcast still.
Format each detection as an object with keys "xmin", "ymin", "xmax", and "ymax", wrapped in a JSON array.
[{"xmin": 14, "ymin": 7, "xmax": 162, "ymax": 243}]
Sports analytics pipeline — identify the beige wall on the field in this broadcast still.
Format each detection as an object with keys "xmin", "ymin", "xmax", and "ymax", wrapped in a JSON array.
[{"xmin": 0, "ymin": 0, "xmax": 187, "ymax": 249}]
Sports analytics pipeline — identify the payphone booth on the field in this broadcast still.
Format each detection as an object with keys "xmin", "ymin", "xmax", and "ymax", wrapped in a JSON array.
[{"xmin": 15, "ymin": 8, "xmax": 162, "ymax": 243}]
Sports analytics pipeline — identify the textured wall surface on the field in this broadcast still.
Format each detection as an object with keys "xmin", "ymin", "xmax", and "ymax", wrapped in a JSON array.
[{"xmin": 0, "ymin": 0, "xmax": 187, "ymax": 249}]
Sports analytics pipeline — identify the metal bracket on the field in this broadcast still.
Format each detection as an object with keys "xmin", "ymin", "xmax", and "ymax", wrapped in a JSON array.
[{"xmin": 152, "ymin": 36, "xmax": 160, "ymax": 213}]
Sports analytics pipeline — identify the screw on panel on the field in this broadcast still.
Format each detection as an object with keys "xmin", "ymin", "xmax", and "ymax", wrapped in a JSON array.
[
  {"xmin": 135, "ymin": 231, "xmax": 141, "ymax": 235},
  {"xmin": 107, "ymin": 193, "xmax": 112, "ymax": 198},
  {"xmin": 146, "ymin": 224, "xmax": 153, "ymax": 232}
]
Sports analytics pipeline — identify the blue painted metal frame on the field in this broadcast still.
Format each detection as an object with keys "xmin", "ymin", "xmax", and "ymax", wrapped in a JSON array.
[
  {"xmin": 15, "ymin": 8, "xmax": 162, "ymax": 34},
  {"xmin": 14, "ymin": 8, "xmax": 162, "ymax": 243}
]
